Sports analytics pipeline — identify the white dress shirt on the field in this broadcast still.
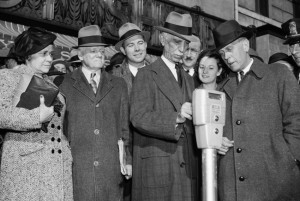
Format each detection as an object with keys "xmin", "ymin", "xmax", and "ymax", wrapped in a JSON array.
[
  {"xmin": 82, "ymin": 67, "xmax": 101, "ymax": 87},
  {"xmin": 238, "ymin": 58, "xmax": 253, "ymax": 82},
  {"xmin": 161, "ymin": 55, "xmax": 178, "ymax": 81}
]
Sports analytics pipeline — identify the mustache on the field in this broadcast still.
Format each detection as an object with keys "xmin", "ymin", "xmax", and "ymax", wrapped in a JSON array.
[{"xmin": 184, "ymin": 57, "xmax": 193, "ymax": 61}]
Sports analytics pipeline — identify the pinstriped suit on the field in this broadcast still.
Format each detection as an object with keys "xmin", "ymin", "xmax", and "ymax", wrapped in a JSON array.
[{"xmin": 130, "ymin": 58, "xmax": 199, "ymax": 201}]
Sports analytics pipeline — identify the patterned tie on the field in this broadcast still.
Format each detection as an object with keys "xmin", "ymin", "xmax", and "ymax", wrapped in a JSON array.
[
  {"xmin": 175, "ymin": 63, "xmax": 182, "ymax": 88},
  {"xmin": 90, "ymin": 73, "xmax": 97, "ymax": 94}
]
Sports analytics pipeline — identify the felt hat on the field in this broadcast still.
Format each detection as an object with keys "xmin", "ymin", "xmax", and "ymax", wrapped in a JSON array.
[
  {"xmin": 155, "ymin": 11, "xmax": 193, "ymax": 42},
  {"xmin": 73, "ymin": 25, "xmax": 108, "ymax": 48},
  {"xmin": 115, "ymin": 23, "xmax": 150, "ymax": 51},
  {"xmin": 281, "ymin": 18, "xmax": 300, "ymax": 45},
  {"xmin": 268, "ymin": 52, "xmax": 290, "ymax": 64},
  {"xmin": 212, "ymin": 20, "xmax": 253, "ymax": 51}
]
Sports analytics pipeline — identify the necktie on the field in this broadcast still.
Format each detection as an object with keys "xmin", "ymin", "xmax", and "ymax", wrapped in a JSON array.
[
  {"xmin": 175, "ymin": 63, "xmax": 182, "ymax": 88},
  {"xmin": 239, "ymin": 71, "xmax": 245, "ymax": 82},
  {"xmin": 90, "ymin": 73, "xmax": 97, "ymax": 94}
]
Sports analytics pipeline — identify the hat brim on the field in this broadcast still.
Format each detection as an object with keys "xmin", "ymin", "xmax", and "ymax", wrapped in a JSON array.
[
  {"xmin": 115, "ymin": 31, "xmax": 151, "ymax": 51},
  {"xmin": 215, "ymin": 30, "xmax": 253, "ymax": 51},
  {"xmin": 67, "ymin": 55, "xmax": 81, "ymax": 63},
  {"xmin": 73, "ymin": 43, "xmax": 110, "ymax": 49},
  {"xmin": 283, "ymin": 35, "xmax": 300, "ymax": 45},
  {"xmin": 155, "ymin": 26, "xmax": 192, "ymax": 42}
]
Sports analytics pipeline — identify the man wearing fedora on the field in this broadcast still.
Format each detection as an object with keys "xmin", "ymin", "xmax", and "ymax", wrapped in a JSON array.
[
  {"xmin": 281, "ymin": 18, "xmax": 300, "ymax": 82},
  {"xmin": 113, "ymin": 22, "xmax": 150, "ymax": 95},
  {"xmin": 182, "ymin": 34, "xmax": 201, "ymax": 87},
  {"xmin": 213, "ymin": 20, "xmax": 300, "ymax": 201},
  {"xmin": 130, "ymin": 11, "xmax": 199, "ymax": 201},
  {"xmin": 60, "ymin": 25, "xmax": 132, "ymax": 201}
]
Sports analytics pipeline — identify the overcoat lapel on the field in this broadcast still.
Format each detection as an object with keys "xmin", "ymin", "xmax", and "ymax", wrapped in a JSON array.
[
  {"xmin": 95, "ymin": 71, "xmax": 113, "ymax": 103},
  {"xmin": 71, "ymin": 67, "xmax": 96, "ymax": 102},
  {"xmin": 152, "ymin": 58, "xmax": 183, "ymax": 111},
  {"xmin": 220, "ymin": 72, "xmax": 237, "ymax": 101}
]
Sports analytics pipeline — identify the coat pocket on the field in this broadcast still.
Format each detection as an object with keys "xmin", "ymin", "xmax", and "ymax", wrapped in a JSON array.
[
  {"xmin": 141, "ymin": 155, "xmax": 172, "ymax": 188},
  {"xmin": 19, "ymin": 142, "xmax": 45, "ymax": 156}
]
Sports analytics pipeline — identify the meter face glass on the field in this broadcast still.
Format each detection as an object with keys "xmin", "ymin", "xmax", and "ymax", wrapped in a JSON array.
[{"xmin": 208, "ymin": 92, "xmax": 221, "ymax": 100}]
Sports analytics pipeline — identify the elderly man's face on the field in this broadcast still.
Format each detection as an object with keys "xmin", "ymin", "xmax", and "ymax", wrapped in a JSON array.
[
  {"xmin": 79, "ymin": 46, "xmax": 106, "ymax": 70},
  {"xmin": 289, "ymin": 42, "xmax": 300, "ymax": 67},
  {"xmin": 218, "ymin": 38, "xmax": 249, "ymax": 72},
  {"xmin": 121, "ymin": 34, "xmax": 147, "ymax": 66},
  {"xmin": 183, "ymin": 41, "xmax": 201, "ymax": 68},
  {"xmin": 161, "ymin": 33, "xmax": 189, "ymax": 63}
]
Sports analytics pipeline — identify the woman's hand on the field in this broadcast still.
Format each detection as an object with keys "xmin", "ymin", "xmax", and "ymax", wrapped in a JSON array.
[
  {"xmin": 217, "ymin": 137, "xmax": 234, "ymax": 155},
  {"xmin": 39, "ymin": 95, "xmax": 54, "ymax": 123}
]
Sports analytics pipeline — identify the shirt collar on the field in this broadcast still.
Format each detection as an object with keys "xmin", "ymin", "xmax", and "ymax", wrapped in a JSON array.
[
  {"xmin": 128, "ymin": 63, "xmax": 145, "ymax": 77},
  {"xmin": 82, "ymin": 66, "xmax": 101, "ymax": 85},
  {"xmin": 161, "ymin": 55, "xmax": 176, "ymax": 69},
  {"xmin": 240, "ymin": 58, "xmax": 253, "ymax": 75}
]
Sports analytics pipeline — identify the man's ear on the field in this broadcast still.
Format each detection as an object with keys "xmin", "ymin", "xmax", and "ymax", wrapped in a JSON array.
[
  {"xmin": 120, "ymin": 46, "xmax": 126, "ymax": 56},
  {"xmin": 159, "ymin": 33, "xmax": 166, "ymax": 47},
  {"xmin": 243, "ymin": 39, "xmax": 250, "ymax": 52},
  {"xmin": 77, "ymin": 49, "xmax": 83, "ymax": 60}
]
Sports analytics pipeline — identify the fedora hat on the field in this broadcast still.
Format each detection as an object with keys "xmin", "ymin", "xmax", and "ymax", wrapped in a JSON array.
[
  {"xmin": 74, "ymin": 25, "xmax": 108, "ymax": 48},
  {"xmin": 281, "ymin": 18, "xmax": 300, "ymax": 45},
  {"xmin": 155, "ymin": 11, "xmax": 193, "ymax": 42},
  {"xmin": 115, "ymin": 23, "xmax": 150, "ymax": 51},
  {"xmin": 213, "ymin": 20, "xmax": 253, "ymax": 51}
]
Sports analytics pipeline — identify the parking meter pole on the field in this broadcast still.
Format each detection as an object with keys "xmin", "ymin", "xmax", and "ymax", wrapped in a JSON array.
[{"xmin": 202, "ymin": 148, "xmax": 218, "ymax": 201}]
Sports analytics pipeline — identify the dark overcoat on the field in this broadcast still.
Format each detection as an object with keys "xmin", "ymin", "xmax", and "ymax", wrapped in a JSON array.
[
  {"xmin": 218, "ymin": 58, "xmax": 300, "ymax": 201},
  {"xmin": 60, "ymin": 67, "xmax": 130, "ymax": 201},
  {"xmin": 130, "ymin": 58, "xmax": 199, "ymax": 201}
]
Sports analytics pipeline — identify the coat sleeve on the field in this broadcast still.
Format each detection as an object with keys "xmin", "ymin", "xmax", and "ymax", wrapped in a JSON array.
[
  {"xmin": 279, "ymin": 68, "xmax": 300, "ymax": 161},
  {"xmin": 0, "ymin": 70, "xmax": 41, "ymax": 131},
  {"xmin": 130, "ymin": 69, "xmax": 181, "ymax": 141},
  {"xmin": 119, "ymin": 79, "xmax": 132, "ymax": 165}
]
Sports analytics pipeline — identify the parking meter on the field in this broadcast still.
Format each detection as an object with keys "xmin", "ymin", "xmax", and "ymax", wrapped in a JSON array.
[
  {"xmin": 192, "ymin": 88, "xmax": 226, "ymax": 201},
  {"xmin": 193, "ymin": 88, "xmax": 225, "ymax": 148}
]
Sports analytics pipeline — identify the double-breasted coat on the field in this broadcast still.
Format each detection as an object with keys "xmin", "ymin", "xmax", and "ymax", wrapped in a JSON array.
[
  {"xmin": 218, "ymin": 58, "xmax": 300, "ymax": 201},
  {"xmin": 130, "ymin": 58, "xmax": 199, "ymax": 201},
  {"xmin": 59, "ymin": 67, "xmax": 130, "ymax": 201},
  {"xmin": 0, "ymin": 65, "xmax": 73, "ymax": 201}
]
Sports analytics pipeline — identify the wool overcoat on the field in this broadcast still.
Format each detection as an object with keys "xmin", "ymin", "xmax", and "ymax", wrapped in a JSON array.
[
  {"xmin": 0, "ymin": 65, "xmax": 73, "ymax": 201},
  {"xmin": 60, "ymin": 67, "xmax": 130, "ymax": 201},
  {"xmin": 218, "ymin": 58, "xmax": 300, "ymax": 201},
  {"xmin": 130, "ymin": 58, "xmax": 199, "ymax": 201}
]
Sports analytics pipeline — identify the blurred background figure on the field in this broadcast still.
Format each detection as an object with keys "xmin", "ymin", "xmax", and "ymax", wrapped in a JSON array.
[
  {"xmin": 47, "ymin": 58, "xmax": 69, "ymax": 86},
  {"xmin": 197, "ymin": 49, "xmax": 224, "ymax": 90},
  {"xmin": 268, "ymin": 52, "xmax": 295, "ymax": 72},
  {"xmin": 105, "ymin": 52, "xmax": 126, "ymax": 73},
  {"xmin": 281, "ymin": 18, "xmax": 300, "ymax": 83},
  {"xmin": 67, "ymin": 49, "xmax": 81, "ymax": 72}
]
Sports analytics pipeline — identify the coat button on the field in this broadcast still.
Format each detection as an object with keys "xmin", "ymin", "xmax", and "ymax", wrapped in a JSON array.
[
  {"xmin": 96, "ymin": 103, "xmax": 100, "ymax": 108},
  {"xmin": 236, "ymin": 148, "xmax": 242, "ymax": 153},
  {"xmin": 236, "ymin": 120, "xmax": 241, "ymax": 125},
  {"xmin": 57, "ymin": 112, "xmax": 61, "ymax": 117},
  {"xmin": 58, "ymin": 149, "xmax": 62, "ymax": 154},
  {"xmin": 57, "ymin": 138, "xmax": 61, "ymax": 143},
  {"xmin": 180, "ymin": 162, "xmax": 185, "ymax": 167},
  {"xmin": 51, "ymin": 137, "xmax": 55, "ymax": 141},
  {"xmin": 94, "ymin": 161, "xmax": 99, "ymax": 166},
  {"xmin": 94, "ymin": 129, "xmax": 100, "ymax": 135},
  {"xmin": 51, "ymin": 149, "xmax": 55, "ymax": 154},
  {"xmin": 57, "ymin": 126, "xmax": 61, "ymax": 130},
  {"xmin": 51, "ymin": 124, "xmax": 55, "ymax": 128},
  {"xmin": 239, "ymin": 176, "xmax": 245, "ymax": 181}
]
